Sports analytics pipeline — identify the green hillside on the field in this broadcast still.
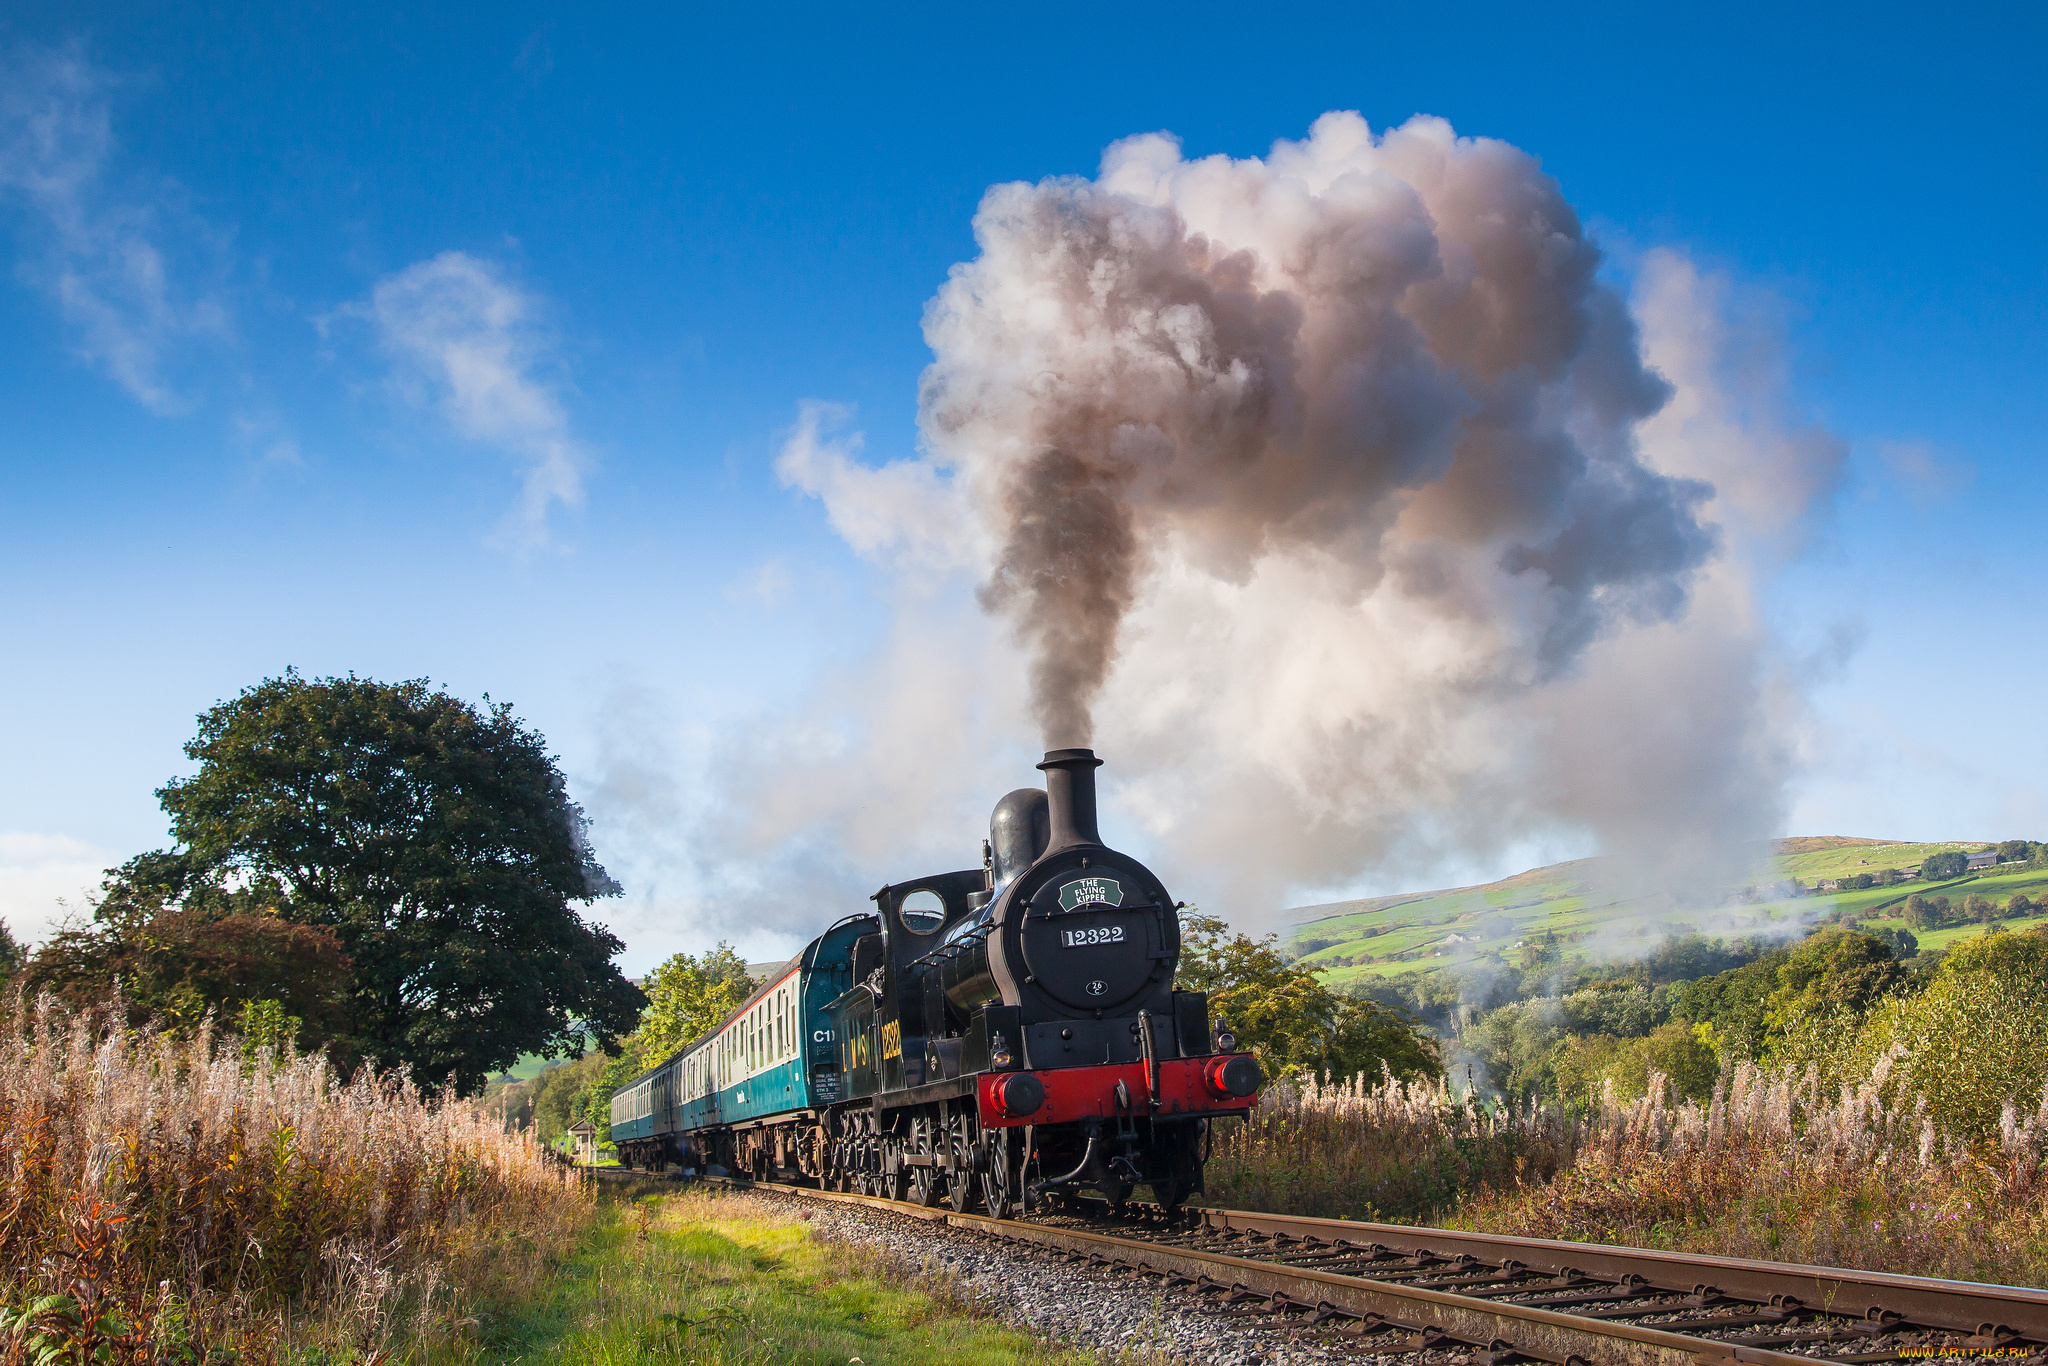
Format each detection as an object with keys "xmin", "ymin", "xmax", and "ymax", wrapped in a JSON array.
[{"xmin": 1285, "ymin": 837, "xmax": 2048, "ymax": 984}]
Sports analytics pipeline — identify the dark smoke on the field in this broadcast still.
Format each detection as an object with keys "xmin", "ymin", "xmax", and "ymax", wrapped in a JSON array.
[
  {"xmin": 921, "ymin": 113, "xmax": 1717, "ymax": 746},
  {"xmin": 977, "ymin": 448, "xmax": 1139, "ymax": 745}
]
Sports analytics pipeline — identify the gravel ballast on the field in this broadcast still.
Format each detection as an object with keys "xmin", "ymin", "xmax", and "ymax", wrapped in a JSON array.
[{"xmin": 734, "ymin": 1186, "xmax": 1373, "ymax": 1365}]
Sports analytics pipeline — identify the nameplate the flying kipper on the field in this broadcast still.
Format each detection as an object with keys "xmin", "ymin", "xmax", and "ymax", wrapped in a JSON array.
[{"xmin": 1058, "ymin": 876, "xmax": 1125, "ymax": 912}]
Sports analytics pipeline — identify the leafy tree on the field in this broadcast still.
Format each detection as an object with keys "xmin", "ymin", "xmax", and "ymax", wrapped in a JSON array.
[
  {"xmin": 1641, "ymin": 1020, "xmax": 1721, "ymax": 1099},
  {"xmin": 1468, "ymin": 998, "xmax": 1569, "ymax": 1099},
  {"xmin": 1554, "ymin": 1021, "xmax": 1719, "ymax": 1106},
  {"xmin": 581, "ymin": 943, "xmax": 760, "ymax": 1141},
  {"xmin": 1178, "ymin": 913, "xmax": 1439, "ymax": 1084},
  {"xmin": 1921, "ymin": 850, "xmax": 1969, "ymax": 881},
  {"xmin": 1666, "ymin": 948, "xmax": 1789, "ymax": 1061},
  {"xmin": 0, "ymin": 919, "xmax": 19, "ymax": 986},
  {"xmin": 1998, "ymin": 840, "xmax": 2033, "ymax": 863},
  {"xmin": 1855, "ymin": 924, "xmax": 2048, "ymax": 1139},
  {"xmin": 1516, "ymin": 930, "xmax": 1562, "ymax": 971},
  {"xmin": 23, "ymin": 874, "xmax": 353, "ymax": 1048},
  {"xmin": 2010, "ymin": 894, "xmax": 2036, "ymax": 917},
  {"xmin": 632, "ymin": 943, "xmax": 757, "ymax": 1062},
  {"xmin": 150, "ymin": 672, "xmax": 645, "ymax": 1093},
  {"xmin": 1561, "ymin": 983, "xmax": 1659, "ymax": 1037},
  {"xmin": 526, "ymin": 1053, "xmax": 608, "ymax": 1144},
  {"xmin": 1965, "ymin": 893, "xmax": 1998, "ymax": 922},
  {"xmin": 1766, "ymin": 928, "xmax": 1901, "ymax": 1022},
  {"xmin": 1904, "ymin": 893, "xmax": 1942, "ymax": 931}
]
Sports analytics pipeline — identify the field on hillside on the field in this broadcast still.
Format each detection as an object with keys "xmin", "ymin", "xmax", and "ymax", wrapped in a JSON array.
[{"xmin": 1287, "ymin": 838, "xmax": 2048, "ymax": 982}]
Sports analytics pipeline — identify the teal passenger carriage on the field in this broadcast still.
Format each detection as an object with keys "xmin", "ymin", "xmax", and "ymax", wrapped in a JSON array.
[{"xmin": 608, "ymin": 916, "xmax": 869, "ymax": 1170}]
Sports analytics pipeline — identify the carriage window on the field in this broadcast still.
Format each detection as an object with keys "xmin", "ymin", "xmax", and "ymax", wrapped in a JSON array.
[{"xmin": 900, "ymin": 889, "xmax": 945, "ymax": 934}]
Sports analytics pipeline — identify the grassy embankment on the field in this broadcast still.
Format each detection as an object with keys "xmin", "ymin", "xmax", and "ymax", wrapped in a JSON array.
[
  {"xmin": 420, "ymin": 1184, "xmax": 1092, "ymax": 1366},
  {"xmin": 1206, "ymin": 1065, "xmax": 2048, "ymax": 1285},
  {"xmin": 1286, "ymin": 838, "xmax": 2048, "ymax": 983}
]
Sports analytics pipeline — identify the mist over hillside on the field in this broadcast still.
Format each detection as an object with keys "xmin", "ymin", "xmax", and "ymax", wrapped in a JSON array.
[{"xmin": 1283, "ymin": 837, "xmax": 2039, "ymax": 983}]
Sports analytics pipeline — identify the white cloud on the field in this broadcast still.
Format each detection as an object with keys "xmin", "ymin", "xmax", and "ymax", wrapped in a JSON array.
[
  {"xmin": 0, "ymin": 43, "xmax": 229, "ymax": 411},
  {"xmin": 774, "ymin": 401, "xmax": 983, "ymax": 579},
  {"xmin": 360, "ymin": 251, "xmax": 585, "ymax": 549},
  {"xmin": 0, "ymin": 830, "xmax": 116, "ymax": 949}
]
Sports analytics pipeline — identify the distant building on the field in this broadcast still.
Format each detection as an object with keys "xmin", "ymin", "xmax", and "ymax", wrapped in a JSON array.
[
  {"xmin": 1968, "ymin": 850, "xmax": 1999, "ymax": 871},
  {"xmin": 567, "ymin": 1119, "xmax": 598, "ymax": 1165}
]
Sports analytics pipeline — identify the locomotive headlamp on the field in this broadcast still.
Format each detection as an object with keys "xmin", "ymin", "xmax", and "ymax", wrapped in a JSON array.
[
  {"xmin": 994, "ymin": 1071, "xmax": 1046, "ymax": 1117},
  {"xmin": 990, "ymin": 1031, "xmax": 1013, "ymax": 1069},
  {"xmin": 1203, "ymin": 1053, "xmax": 1262, "ymax": 1100},
  {"xmin": 1214, "ymin": 1027, "xmax": 1237, "ymax": 1052}
]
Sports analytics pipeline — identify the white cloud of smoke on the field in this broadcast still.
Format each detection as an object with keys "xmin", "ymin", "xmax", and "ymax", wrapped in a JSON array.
[
  {"xmin": 595, "ymin": 112, "xmax": 1845, "ymax": 951},
  {"xmin": 0, "ymin": 42, "xmax": 230, "ymax": 411},
  {"xmin": 360, "ymin": 251, "xmax": 586, "ymax": 549}
]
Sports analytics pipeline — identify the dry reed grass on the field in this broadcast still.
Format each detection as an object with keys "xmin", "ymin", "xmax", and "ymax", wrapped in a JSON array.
[
  {"xmin": 1214, "ymin": 1056, "xmax": 2048, "ymax": 1284},
  {"xmin": 0, "ymin": 993, "xmax": 593, "ymax": 1365},
  {"xmin": 1466, "ymin": 1052, "xmax": 2048, "ymax": 1282},
  {"xmin": 1204, "ymin": 1069, "xmax": 1582, "ymax": 1222}
]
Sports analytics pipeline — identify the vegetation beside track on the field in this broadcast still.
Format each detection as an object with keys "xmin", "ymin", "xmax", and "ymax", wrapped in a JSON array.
[
  {"xmin": 0, "ymin": 994, "xmax": 591, "ymax": 1366},
  {"xmin": 1207, "ymin": 1002, "xmax": 2048, "ymax": 1286},
  {"xmin": 419, "ymin": 1183, "xmax": 1093, "ymax": 1366}
]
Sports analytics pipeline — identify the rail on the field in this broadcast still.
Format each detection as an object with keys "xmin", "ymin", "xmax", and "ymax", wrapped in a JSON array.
[{"xmin": 689, "ymin": 1175, "xmax": 2048, "ymax": 1366}]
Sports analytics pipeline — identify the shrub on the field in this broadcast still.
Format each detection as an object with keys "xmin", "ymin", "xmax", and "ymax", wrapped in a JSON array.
[{"xmin": 1554, "ymin": 1022, "xmax": 1717, "ymax": 1106}]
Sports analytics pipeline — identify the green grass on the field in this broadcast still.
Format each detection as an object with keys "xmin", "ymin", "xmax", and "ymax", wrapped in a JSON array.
[
  {"xmin": 420, "ymin": 1184, "xmax": 1096, "ymax": 1366},
  {"xmin": 1285, "ymin": 837, "xmax": 2036, "ymax": 984}
]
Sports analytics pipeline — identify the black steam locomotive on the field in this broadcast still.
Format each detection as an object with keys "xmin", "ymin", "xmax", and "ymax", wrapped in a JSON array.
[{"xmin": 609, "ymin": 749, "xmax": 1262, "ymax": 1215}]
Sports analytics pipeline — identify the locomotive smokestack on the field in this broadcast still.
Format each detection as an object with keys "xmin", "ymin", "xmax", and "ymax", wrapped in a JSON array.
[{"xmin": 1037, "ymin": 748, "xmax": 1103, "ymax": 849}]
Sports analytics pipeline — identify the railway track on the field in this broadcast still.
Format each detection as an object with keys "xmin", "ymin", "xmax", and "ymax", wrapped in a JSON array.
[{"xmin": 694, "ymin": 1175, "xmax": 2048, "ymax": 1366}]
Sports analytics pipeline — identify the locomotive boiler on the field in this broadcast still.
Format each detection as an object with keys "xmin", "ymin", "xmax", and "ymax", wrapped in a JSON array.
[{"xmin": 609, "ymin": 749, "xmax": 1262, "ymax": 1216}]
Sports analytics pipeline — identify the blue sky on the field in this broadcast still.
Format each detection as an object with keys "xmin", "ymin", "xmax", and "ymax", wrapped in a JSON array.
[{"xmin": 2, "ymin": 1, "xmax": 2043, "ymax": 968}]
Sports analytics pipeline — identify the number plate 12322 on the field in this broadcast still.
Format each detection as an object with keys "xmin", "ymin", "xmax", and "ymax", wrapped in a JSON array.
[{"xmin": 1061, "ymin": 925, "xmax": 1126, "ymax": 948}]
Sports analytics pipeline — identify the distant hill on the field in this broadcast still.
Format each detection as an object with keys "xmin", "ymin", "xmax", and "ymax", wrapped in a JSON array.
[{"xmin": 1284, "ymin": 837, "xmax": 2044, "ymax": 984}]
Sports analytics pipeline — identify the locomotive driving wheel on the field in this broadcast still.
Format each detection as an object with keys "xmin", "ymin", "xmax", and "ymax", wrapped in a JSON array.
[
  {"xmin": 908, "ymin": 1118, "xmax": 943, "ymax": 1206},
  {"xmin": 979, "ymin": 1126, "xmax": 1018, "ymax": 1220},
  {"xmin": 948, "ymin": 1114, "xmax": 978, "ymax": 1214},
  {"xmin": 885, "ymin": 1135, "xmax": 912, "ymax": 1202}
]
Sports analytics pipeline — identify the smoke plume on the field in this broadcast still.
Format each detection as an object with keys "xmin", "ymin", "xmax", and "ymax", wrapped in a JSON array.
[
  {"xmin": 923, "ymin": 112, "xmax": 1719, "ymax": 746},
  {"xmin": 594, "ymin": 112, "xmax": 1845, "ymax": 961}
]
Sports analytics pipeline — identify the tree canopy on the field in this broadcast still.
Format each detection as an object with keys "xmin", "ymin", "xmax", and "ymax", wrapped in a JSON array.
[
  {"xmin": 580, "ymin": 942, "xmax": 760, "ymax": 1142},
  {"xmin": 23, "ymin": 851, "xmax": 353, "ymax": 1046},
  {"xmin": 135, "ymin": 672, "xmax": 643, "ymax": 1091},
  {"xmin": 1176, "ymin": 913, "xmax": 1439, "ymax": 1084},
  {"xmin": 1921, "ymin": 850, "xmax": 1969, "ymax": 881},
  {"xmin": 632, "ymin": 943, "xmax": 758, "ymax": 1062}
]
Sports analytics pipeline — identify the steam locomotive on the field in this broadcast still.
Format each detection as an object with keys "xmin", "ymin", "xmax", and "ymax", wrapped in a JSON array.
[{"xmin": 607, "ymin": 749, "xmax": 1262, "ymax": 1215}]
